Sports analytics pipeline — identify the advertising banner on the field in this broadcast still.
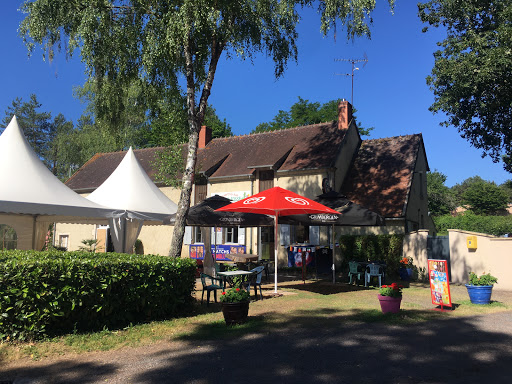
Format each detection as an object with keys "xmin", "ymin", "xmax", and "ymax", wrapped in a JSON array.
[
  {"xmin": 428, "ymin": 259, "xmax": 452, "ymax": 309},
  {"xmin": 189, "ymin": 244, "xmax": 246, "ymax": 261}
]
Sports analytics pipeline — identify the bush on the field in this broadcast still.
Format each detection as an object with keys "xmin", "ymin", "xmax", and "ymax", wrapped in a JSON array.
[
  {"xmin": 434, "ymin": 211, "xmax": 512, "ymax": 236},
  {"xmin": 339, "ymin": 234, "xmax": 404, "ymax": 277},
  {"xmin": 0, "ymin": 250, "xmax": 196, "ymax": 341}
]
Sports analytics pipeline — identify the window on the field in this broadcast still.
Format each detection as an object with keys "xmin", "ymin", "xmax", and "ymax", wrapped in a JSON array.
[
  {"xmin": 225, "ymin": 227, "xmax": 238, "ymax": 243},
  {"xmin": 194, "ymin": 228, "xmax": 203, "ymax": 243},
  {"xmin": 194, "ymin": 174, "xmax": 207, "ymax": 204},
  {"xmin": 0, "ymin": 224, "xmax": 17, "ymax": 250},
  {"xmin": 59, "ymin": 234, "xmax": 69, "ymax": 250},
  {"xmin": 295, "ymin": 224, "xmax": 310, "ymax": 244}
]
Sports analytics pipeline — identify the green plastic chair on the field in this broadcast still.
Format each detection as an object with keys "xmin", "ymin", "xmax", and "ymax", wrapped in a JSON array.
[
  {"xmin": 348, "ymin": 261, "xmax": 364, "ymax": 285},
  {"xmin": 246, "ymin": 266, "xmax": 266, "ymax": 300},
  {"xmin": 200, "ymin": 273, "xmax": 224, "ymax": 305}
]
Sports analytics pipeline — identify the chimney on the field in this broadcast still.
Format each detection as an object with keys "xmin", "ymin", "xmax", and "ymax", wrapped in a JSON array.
[
  {"xmin": 338, "ymin": 99, "xmax": 353, "ymax": 130},
  {"xmin": 198, "ymin": 125, "xmax": 212, "ymax": 149}
]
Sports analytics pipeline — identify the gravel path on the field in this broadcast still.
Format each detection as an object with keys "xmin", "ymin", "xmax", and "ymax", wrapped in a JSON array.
[{"xmin": 2, "ymin": 284, "xmax": 512, "ymax": 384}]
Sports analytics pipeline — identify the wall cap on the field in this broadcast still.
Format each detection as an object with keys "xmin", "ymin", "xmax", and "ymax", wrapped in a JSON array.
[{"xmin": 447, "ymin": 229, "xmax": 496, "ymax": 238}]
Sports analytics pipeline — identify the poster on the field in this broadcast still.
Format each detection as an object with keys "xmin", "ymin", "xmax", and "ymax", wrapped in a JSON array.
[
  {"xmin": 189, "ymin": 244, "xmax": 246, "ymax": 261},
  {"xmin": 428, "ymin": 259, "xmax": 452, "ymax": 308}
]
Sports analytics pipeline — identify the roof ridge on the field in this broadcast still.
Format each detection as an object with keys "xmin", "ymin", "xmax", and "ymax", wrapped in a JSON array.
[
  {"xmin": 363, "ymin": 133, "xmax": 420, "ymax": 143},
  {"xmin": 211, "ymin": 120, "xmax": 337, "ymax": 143}
]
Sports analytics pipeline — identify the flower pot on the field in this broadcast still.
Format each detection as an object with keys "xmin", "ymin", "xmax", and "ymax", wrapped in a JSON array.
[
  {"xmin": 378, "ymin": 294, "xmax": 402, "ymax": 314},
  {"xmin": 221, "ymin": 301, "xmax": 250, "ymax": 325},
  {"xmin": 399, "ymin": 267, "xmax": 413, "ymax": 281},
  {"xmin": 465, "ymin": 284, "xmax": 494, "ymax": 305}
]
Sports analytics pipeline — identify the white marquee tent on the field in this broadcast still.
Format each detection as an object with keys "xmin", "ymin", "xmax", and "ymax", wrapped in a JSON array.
[
  {"xmin": 86, "ymin": 147, "xmax": 178, "ymax": 253},
  {"xmin": 0, "ymin": 116, "xmax": 115, "ymax": 250}
]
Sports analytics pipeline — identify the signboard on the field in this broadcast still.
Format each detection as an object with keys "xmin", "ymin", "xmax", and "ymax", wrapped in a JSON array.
[
  {"xmin": 428, "ymin": 259, "xmax": 452, "ymax": 309},
  {"xmin": 214, "ymin": 191, "xmax": 251, "ymax": 202},
  {"xmin": 189, "ymin": 244, "xmax": 246, "ymax": 261}
]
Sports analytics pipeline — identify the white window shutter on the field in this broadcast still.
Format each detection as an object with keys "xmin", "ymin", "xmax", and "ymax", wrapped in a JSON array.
[
  {"xmin": 309, "ymin": 226, "xmax": 320, "ymax": 245},
  {"xmin": 216, "ymin": 227, "xmax": 223, "ymax": 244},
  {"xmin": 184, "ymin": 226, "xmax": 192, "ymax": 244},
  {"xmin": 280, "ymin": 224, "xmax": 290, "ymax": 246},
  {"xmin": 238, "ymin": 227, "xmax": 245, "ymax": 245}
]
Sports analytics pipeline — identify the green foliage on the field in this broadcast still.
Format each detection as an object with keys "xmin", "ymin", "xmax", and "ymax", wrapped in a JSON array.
[
  {"xmin": 379, "ymin": 283, "xmax": 403, "ymax": 298},
  {"xmin": 500, "ymin": 180, "xmax": 512, "ymax": 203},
  {"xmin": 151, "ymin": 144, "xmax": 185, "ymax": 189},
  {"xmin": 339, "ymin": 234, "xmax": 404, "ymax": 275},
  {"xmin": 219, "ymin": 287, "xmax": 250, "ymax": 303},
  {"xmin": 434, "ymin": 211, "xmax": 512, "ymax": 236},
  {"xmin": 462, "ymin": 179, "xmax": 509, "ymax": 215},
  {"xmin": 427, "ymin": 170, "xmax": 456, "ymax": 215},
  {"xmin": 419, "ymin": 0, "xmax": 512, "ymax": 172},
  {"xmin": 468, "ymin": 271, "xmax": 498, "ymax": 286},
  {"xmin": 78, "ymin": 239, "xmax": 101, "ymax": 253},
  {"xmin": 252, "ymin": 97, "xmax": 373, "ymax": 136},
  {"xmin": 0, "ymin": 250, "xmax": 196, "ymax": 341}
]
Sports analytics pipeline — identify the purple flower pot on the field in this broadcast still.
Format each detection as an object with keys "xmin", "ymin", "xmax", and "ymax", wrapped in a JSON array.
[{"xmin": 378, "ymin": 294, "xmax": 402, "ymax": 314}]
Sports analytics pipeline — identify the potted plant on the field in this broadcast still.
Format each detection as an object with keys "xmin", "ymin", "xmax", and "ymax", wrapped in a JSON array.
[
  {"xmin": 220, "ymin": 287, "xmax": 251, "ymax": 325},
  {"xmin": 465, "ymin": 272, "xmax": 498, "ymax": 305},
  {"xmin": 378, "ymin": 283, "xmax": 404, "ymax": 314},
  {"xmin": 398, "ymin": 257, "xmax": 413, "ymax": 281}
]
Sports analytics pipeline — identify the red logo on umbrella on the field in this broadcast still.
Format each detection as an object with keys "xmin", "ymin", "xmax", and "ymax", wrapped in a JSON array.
[
  {"xmin": 243, "ymin": 196, "xmax": 266, "ymax": 205},
  {"xmin": 284, "ymin": 197, "xmax": 310, "ymax": 206}
]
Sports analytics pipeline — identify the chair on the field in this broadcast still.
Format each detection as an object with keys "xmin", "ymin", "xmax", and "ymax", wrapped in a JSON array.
[
  {"xmin": 348, "ymin": 261, "xmax": 364, "ymax": 285},
  {"xmin": 365, "ymin": 263, "xmax": 384, "ymax": 287},
  {"xmin": 246, "ymin": 266, "xmax": 265, "ymax": 300},
  {"xmin": 200, "ymin": 273, "xmax": 224, "ymax": 305},
  {"xmin": 258, "ymin": 260, "xmax": 272, "ymax": 281}
]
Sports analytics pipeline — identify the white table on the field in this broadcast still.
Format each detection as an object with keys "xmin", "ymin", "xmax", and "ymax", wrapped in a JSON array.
[{"xmin": 217, "ymin": 270, "xmax": 254, "ymax": 288}]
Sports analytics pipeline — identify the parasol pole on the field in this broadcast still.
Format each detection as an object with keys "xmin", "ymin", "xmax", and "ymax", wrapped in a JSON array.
[
  {"xmin": 332, "ymin": 223, "xmax": 336, "ymax": 283},
  {"xmin": 274, "ymin": 212, "xmax": 279, "ymax": 293}
]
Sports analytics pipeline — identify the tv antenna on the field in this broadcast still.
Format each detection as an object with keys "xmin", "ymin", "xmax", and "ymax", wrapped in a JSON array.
[{"xmin": 335, "ymin": 53, "xmax": 368, "ymax": 105}]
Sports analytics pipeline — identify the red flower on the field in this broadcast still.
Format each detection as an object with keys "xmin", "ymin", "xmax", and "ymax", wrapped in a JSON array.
[
  {"xmin": 221, "ymin": 292, "xmax": 226, "ymax": 295},
  {"xmin": 235, "ymin": 288, "xmax": 240, "ymax": 292},
  {"xmin": 382, "ymin": 285, "xmax": 388, "ymax": 288}
]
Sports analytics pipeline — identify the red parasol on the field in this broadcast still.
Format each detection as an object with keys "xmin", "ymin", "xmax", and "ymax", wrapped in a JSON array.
[{"xmin": 216, "ymin": 187, "xmax": 339, "ymax": 292}]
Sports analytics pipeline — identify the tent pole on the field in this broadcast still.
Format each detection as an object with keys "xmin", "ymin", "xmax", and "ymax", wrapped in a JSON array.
[{"xmin": 274, "ymin": 213, "xmax": 279, "ymax": 293}]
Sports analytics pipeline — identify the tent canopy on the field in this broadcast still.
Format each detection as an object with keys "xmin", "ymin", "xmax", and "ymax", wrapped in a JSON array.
[
  {"xmin": 0, "ymin": 116, "xmax": 113, "ymax": 219},
  {"xmin": 86, "ymin": 147, "xmax": 178, "ymax": 221}
]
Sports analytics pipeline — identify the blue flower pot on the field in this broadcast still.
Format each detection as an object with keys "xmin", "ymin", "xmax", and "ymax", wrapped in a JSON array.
[
  {"xmin": 465, "ymin": 284, "xmax": 493, "ymax": 305},
  {"xmin": 399, "ymin": 267, "xmax": 413, "ymax": 281}
]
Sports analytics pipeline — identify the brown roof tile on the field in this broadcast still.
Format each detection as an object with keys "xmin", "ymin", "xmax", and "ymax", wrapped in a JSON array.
[
  {"xmin": 340, "ymin": 134, "xmax": 423, "ymax": 218},
  {"xmin": 67, "ymin": 122, "xmax": 348, "ymax": 190}
]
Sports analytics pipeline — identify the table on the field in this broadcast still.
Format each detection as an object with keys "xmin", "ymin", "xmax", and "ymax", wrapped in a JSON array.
[
  {"xmin": 225, "ymin": 254, "xmax": 259, "ymax": 263},
  {"xmin": 217, "ymin": 270, "xmax": 254, "ymax": 288}
]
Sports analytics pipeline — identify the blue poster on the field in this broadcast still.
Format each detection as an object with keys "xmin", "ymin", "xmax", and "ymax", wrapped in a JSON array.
[{"xmin": 189, "ymin": 244, "xmax": 246, "ymax": 261}]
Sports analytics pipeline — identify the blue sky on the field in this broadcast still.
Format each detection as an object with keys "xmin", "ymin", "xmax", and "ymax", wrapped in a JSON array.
[{"xmin": 2, "ymin": 1, "xmax": 510, "ymax": 187}]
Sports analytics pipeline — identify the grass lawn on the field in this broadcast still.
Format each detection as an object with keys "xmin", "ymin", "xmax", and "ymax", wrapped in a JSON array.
[{"xmin": 1, "ymin": 278, "xmax": 510, "ymax": 363}]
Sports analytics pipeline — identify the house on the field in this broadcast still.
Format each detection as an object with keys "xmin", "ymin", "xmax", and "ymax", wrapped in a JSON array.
[{"xmin": 55, "ymin": 101, "xmax": 433, "ymax": 266}]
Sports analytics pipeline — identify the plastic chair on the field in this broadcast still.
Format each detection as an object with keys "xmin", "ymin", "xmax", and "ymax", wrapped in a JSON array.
[
  {"xmin": 246, "ymin": 266, "xmax": 265, "ymax": 300},
  {"xmin": 365, "ymin": 263, "xmax": 384, "ymax": 287},
  {"xmin": 348, "ymin": 261, "xmax": 364, "ymax": 285},
  {"xmin": 200, "ymin": 273, "xmax": 224, "ymax": 306}
]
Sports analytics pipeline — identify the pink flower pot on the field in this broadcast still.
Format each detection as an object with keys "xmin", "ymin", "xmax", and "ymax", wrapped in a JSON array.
[{"xmin": 378, "ymin": 294, "xmax": 402, "ymax": 314}]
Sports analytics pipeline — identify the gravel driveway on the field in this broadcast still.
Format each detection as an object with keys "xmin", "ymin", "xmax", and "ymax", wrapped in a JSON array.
[{"xmin": 2, "ymin": 286, "xmax": 512, "ymax": 384}]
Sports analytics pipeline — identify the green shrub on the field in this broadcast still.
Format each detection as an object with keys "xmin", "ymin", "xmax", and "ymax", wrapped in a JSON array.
[
  {"xmin": 0, "ymin": 250, "xmax": 196, "ymax": 341},
  {"xmin": 339, "ymin": 234, "xmax": 405, "ymax": 276},
  {"xmin": 434, "ymin": 211, "xmax": 512, "ymax": 236},
  {"xmin": 468, "ymin": 272, "xmax": 498, "ymax": 286}
]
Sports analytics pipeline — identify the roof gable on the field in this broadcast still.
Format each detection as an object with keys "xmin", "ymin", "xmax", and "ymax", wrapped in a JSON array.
[{"xmin": 340, "ymin": 134, "xmax": 423, "ymax": 218}]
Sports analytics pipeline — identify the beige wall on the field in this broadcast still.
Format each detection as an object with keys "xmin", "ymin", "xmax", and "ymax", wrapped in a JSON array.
[
  {"xmin": 54, "ymin": 223, "xmax": 98, "ymax": 251},
  {"xmin": 448, "ymin": 229, "xmax": 512, "ymax": 291},
  {"xmin": 403, "ymin": 230, "xmax": 429, "ymax": 274}
]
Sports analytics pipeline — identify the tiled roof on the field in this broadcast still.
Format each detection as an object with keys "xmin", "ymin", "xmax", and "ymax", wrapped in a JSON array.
[
  {"xmin": 197, "ymin": 122, "xmax": 346, "ymax": 178},
  {"xmin": 66, "ymin": 122, "xmax": 348, "ymax": 190},
  {"xmin": 340, "ymin": 134, "xmax": 424, "ymax": 218}
]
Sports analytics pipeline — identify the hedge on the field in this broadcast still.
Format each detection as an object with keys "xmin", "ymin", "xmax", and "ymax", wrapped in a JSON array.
[
  {"xmin": 339, "ymin": 234, "xmax": 404, "ymax": 276},
  {"xmin": 0, "ymin": 250, "xmax": 196, "ymax": 341},
  {"xmin": 434, "ymin": 212, "xmax": 512, "ymax": 236}
]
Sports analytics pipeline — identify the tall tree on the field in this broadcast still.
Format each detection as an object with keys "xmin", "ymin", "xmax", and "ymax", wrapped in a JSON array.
[
  {"xmin": 1, "ymin": 94, "xmax": 51, "ymax": 160},
  {"xmin": 427, "ymin": 170, "xmax": 456, "ymax": 215},
  {"xmin": 461, "ymin": 179, "xmax": 509, "ymax": 215},
  {"xmin": 419, "ymin": 0, "xmax": 512, "ymax": 172},
  {"xmin": 253, "ymin": 97, "xmax": 373, "ymax": 135},
  {"xmin": 21, "ymin": 0, "xmax": 394, "ymax": 257}
]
